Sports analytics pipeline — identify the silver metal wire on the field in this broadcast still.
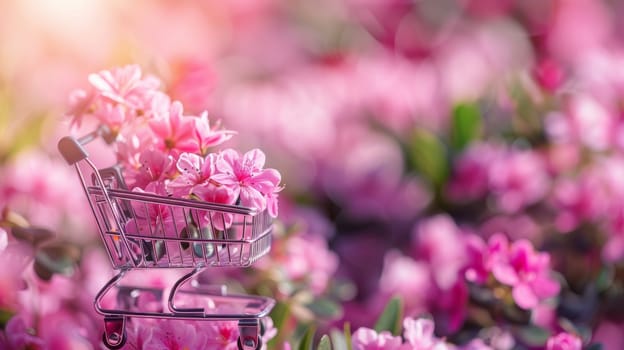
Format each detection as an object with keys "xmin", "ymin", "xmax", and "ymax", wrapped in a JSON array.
[{"xmin": 61, "ymin": 131, "xmax": 275, "ymax": 335}]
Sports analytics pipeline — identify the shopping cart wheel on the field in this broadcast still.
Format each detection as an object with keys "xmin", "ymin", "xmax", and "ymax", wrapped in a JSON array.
[
  {"xmin": 102, "ymin": 316, "xmax": 126, "ymax": 349},
  {"xmin": 237, "ymin": 336, "xmax": 262, "ymax": 350},
  {"xmin": 102, "ymin": 332, "xmax": 126, "ymax": 350},
  {"xmin": 237, "ymin": 319, "xmax": 262, "ymax": 350}
]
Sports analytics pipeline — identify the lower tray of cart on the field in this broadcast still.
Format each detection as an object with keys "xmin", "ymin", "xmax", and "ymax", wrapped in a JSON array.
[{"xmin": 99, "ymin": 283, "xmax": 275, "ymax": 320}]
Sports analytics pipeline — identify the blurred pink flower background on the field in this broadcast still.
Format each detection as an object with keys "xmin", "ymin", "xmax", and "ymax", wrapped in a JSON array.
[{"xmin": 2, "ymin": 0, "xmax": 624, "ymax": 349}]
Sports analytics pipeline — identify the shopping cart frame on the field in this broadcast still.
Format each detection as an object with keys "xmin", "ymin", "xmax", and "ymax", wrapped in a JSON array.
[{"xmin": 58, "ymin": 126, "xmax": 275, "ymax": 350}]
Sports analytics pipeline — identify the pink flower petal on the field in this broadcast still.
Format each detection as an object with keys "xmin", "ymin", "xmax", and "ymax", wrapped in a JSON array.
[
  {"xmin": 512, "ymin": 283, "xmax": 539, "ymax": 309},
  {"xmin": 492, "ymin": 263, "xmax": 519, "ymax": 286},
  {"xmin": 243, "ymin": 148, "xmax": 266, "ymax": 170},
  {"xmin": 531, "ymin": 275, "xmax": 561, "ymax": 299},
  {"xmin": 88, "ymin": 72, "xmax": 113, "ymax": 92},
  {"xmin": 253, "ymin": 168, "xmax": 282, "ymax": 188},
  {"xmin": 0, "ymin": 228, "xmax": 7, "ymax": 252},
  {"xmin": 216, "ymin": 149, "xmax": 239, "ymax": 175},
  {"xmin": 239, "ymin": 186, "xmax": 267, "ymax": 210}
]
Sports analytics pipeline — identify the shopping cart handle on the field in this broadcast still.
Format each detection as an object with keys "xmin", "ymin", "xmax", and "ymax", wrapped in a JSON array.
[{"xmin": 58, "ymin": 136, "xmax": 89, "ymax": 165}]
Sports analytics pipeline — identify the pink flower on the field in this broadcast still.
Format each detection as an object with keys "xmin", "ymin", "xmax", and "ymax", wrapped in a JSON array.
[
  {"xmin": 451, "ymin": 144, "xmax": 550, "ymax": 213},
  {"xmin": 116, "ymin": 128, "xmax": 159, "ymax": 170},
  {"xmin": 403, "ymin": 317, "xmax": 450, "ymax": 350},
  {"xmin": 551, "ymin": 176, "xmax": 603, "ymax": 233},
  {"xmin": 410, "ymin": 215, "xmax": 471, "ymax": 331},
  {"xmin": 193, "ymin": 112, "xmax": 236, "ymax": 156},
  {"xmin": 500, "ymin": 238, "xmax": 560, "ymax": 309},
  {"xmin": 545, "ymin": 95, "xmax": 613, "ymax": 151},
  {"xmin": 36, "ymin": 310, "xmax": 98, "ymax": 350},
  {"xmin": 602, "ymin": 203, "xmax": 624, "ymax": 262},
  {"xmin": 352, "ymin": 328, "xmax": 405, "ymax": 350},
  {"xmin": 125, "ymin": 182, "xmax": 184, "ymax": 238},
  {"xmin": 92, "ymin": 98, "xmax": 130, "ymax": 133},
  {"xmin": 3, "ymin": 315, "xmax": 45, "ymax": 350},
  {"xmin": 168, "ymin": 153, "xmax": 237, "ymax": 230},
  {"xmin": 0, "ymin": 228, "xmax": 7, "ymax": 252},
  {"xmin": 488, "ymin": 149, "xmax": 549, "ymax": 213},
  {"xmin": 546, "ymin": 332, "xmax": 582, "ymax": 350},
  {"xmin": 254, "ymin": 208, "xmax": 337, "ymax": 294},
  {"xmin": 168, "ymin": 153, "xmax": 223, "ymax": 199},
  {"xmin": 203, "ymin": 321, "xmax": 239, "ymax": 349},
  {"xmin": 124, "ymin": 320, "xmax": 154, "ymax": 350},
  {"xmin": 265, "ymin": 185, "xmax": 283, "ymax": 218},
  {"xmin": 0, "ymin": 240, "xmax": 34, "ymax": 310},
  {"xmin": 65, "ymin": 65, "xmax": 163, "ymax": 136},
  {"xmin": 88, "ymin": 64, "xmax": 160, "ymax": 111},
  {"xmin": 478, "ymin": 327, "xmax": 515, "ymax": 350},
  {"xmin": 198, "ymin": 187, "xmax": 237, "ymax": 231},
  {"xmin": 413, "ymin": 215, "xmax": 468, "ymax": 290},
  {"xmin": 466, "ymin": 234, "xmax": 560, "ymax": 309},
  {"xmin": 126, "ymin": 148, "xmax": 176, "ymax": 190},
  {"xmin": 149, "ymin": 101, "xmax": 197, "ymax": 153},
  {"xmin": 533, "ymin": 58, "xmax": 566, "ymax": 93},
  {"xmin": 261, "ymin": 317, "xmax": 278, "ymax": 345},
  {"xmin": 143, "ymin": 90, "xmax": 174, "ymax": 120},
  {"xmin": 378, "ymin": 251, "xmax": 430, "ymax": 314},
  {"xmin": 546, "ymin": 0, "xmax": 612, "ymax": 62},
  {"xmin": 318, "ymin": 126, "xmax": 430, "ymax": 221},
  {"xmin": 446, "ymin": 143, "xmax": 501, "ymax": 203},
  {"xmin": 65, "ymin": 88, "xmax": 96, "ymax": 127},
  {"xmin": 279, "ymin": 233, "xmax": 338, "ymax": 295},
  {"xmin": 464, "ymin": 234, "xmax": 491, "ymax": 284},
  {"xmin": 433, "ymin": 280, "xmax": 469, "ymax": 335},
  {"xmin": 213, "ymin": 148, "xmax": 282, "ymax": 214},
  {"xmin": 143, "ymin": 320, "xmax": 208, "ymax": 350},
  {"xmin": 200, "ymin": 318, "xmax": 275, "ymax": 350}
]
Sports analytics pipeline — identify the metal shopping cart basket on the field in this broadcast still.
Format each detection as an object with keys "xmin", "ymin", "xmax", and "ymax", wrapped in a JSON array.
[{"xmin": 58, "ymin": 127, "xmax": 275, "ymax": 350}]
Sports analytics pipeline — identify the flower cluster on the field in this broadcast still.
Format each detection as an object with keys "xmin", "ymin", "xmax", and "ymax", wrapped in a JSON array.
[
  {"xmin": 67, "ymin": 65, "xmax": 283, "ymax": 218},
  {"xmin": 352, "ymin": 317, "xmax": 451, "ymax": 350},
  {"xmin": 7, "ymin": 0, "xmax": 624, "ymax": 349},
  {"xmin": 465, "ymin": 233, "xmax": 560, "ymax": 310},
  {"xmin": 546, "ymin": 332, "xmax": 583, "ymax": 350},
  {"xmin": 124, "ymin": 318, "xmax": 276, "ymax": 349}
]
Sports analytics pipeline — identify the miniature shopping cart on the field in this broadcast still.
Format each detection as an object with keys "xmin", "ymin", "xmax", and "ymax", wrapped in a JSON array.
[{"xmin": 58, "ymin": 127, "xmax": 275, "ymax": 350}]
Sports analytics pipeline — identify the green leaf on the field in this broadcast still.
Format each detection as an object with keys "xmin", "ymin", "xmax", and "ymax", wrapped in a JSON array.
[
  {"xmin": 514, "ymin": 325, "xmax": 550, "ymax": 346},
  {"xmin": 374, "ymin": 297, "xmax": 403, "ymax": 336},
  {"xmin": 595, "ymin": 265, "xmax": 614, "ymax": 292},
  {"xmin": 587, "ymin": 343, "xmax": 604, "ymax": 350},
  {"xmin": 406, "ymin": 128, "xmax": 448, "ymax": 188},
  {"xmin": 268, "ymin": 301, "xmax": 292, "ymax": 350},
  {"xmin": 317, "ymin": 335, "xmax": 332, "ymax": 350},
  {"xmin": 298, "ymin": 325, "xmax": 317, "ymax": 350},
  {"xmin": 0, "ymin": 308, "xmax": 14, "ymax": 327},
  {"xmin": 451, "ymin": 103, "xmax": 482, "ymax": 150},
  {"xmin": 270, "ymin": 301, "xmax": 291, "ymax": 332},
  {"xmin": 306, "ymin": 298, "xmax": 343, "ymax": 319}
]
